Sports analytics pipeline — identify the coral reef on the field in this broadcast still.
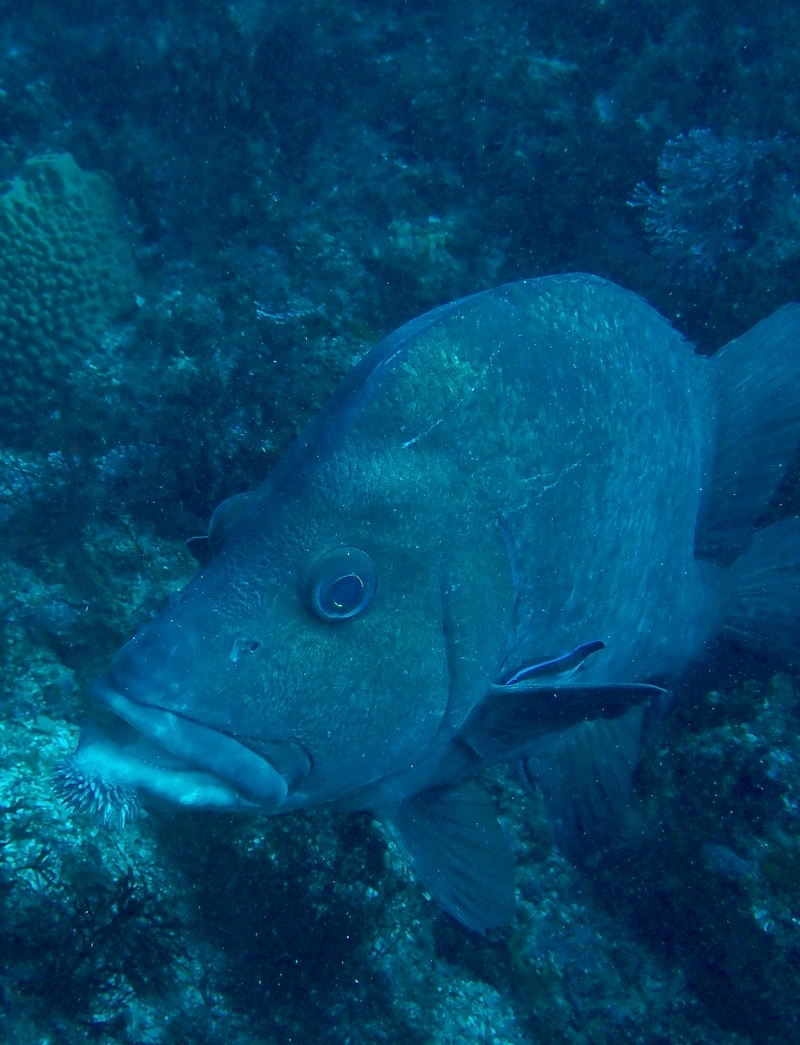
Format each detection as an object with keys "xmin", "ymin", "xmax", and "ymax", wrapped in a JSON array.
[{"xmin": 0, "ymin": 1, "xmax": 799, "ymax": 1042}]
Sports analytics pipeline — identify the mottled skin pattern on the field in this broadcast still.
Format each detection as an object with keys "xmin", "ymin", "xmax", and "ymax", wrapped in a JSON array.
[{"xmin": 78, "ymin": 274, "xmax": 716, "ymax": 815}]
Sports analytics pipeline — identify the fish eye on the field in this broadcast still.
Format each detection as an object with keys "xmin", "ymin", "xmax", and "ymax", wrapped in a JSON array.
[{"xmin": 306, "ymin": 547, "xmax": 376, "ymax": 621}]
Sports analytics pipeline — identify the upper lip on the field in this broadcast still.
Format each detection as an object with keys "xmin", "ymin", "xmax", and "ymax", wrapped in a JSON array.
[{"xmin": 90, "ymin": 676, "xmax": 289, "ymax": 808}]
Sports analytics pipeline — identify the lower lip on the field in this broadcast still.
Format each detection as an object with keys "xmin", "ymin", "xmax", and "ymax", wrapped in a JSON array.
[{"xmin": 92, "ymin": 682, "xmax": 288, "ymax": 808}]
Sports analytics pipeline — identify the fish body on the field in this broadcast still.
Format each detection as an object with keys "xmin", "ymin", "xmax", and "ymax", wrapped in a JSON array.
[{"xmin": 62, "ymin": 274, "xmax": 800, "ymax": 931}]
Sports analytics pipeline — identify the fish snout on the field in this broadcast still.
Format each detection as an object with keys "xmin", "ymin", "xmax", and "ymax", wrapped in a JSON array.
[
  {"xmin": 89, "ymin": 617, "xmax": 291, "ymax": 810},
  {"xmin": 104, "ymin": 617, "xmax": 199, "ymax": 711},
  {"xmin": 89, "ymin": 673, "xmax": 290, "ymax": 809}
]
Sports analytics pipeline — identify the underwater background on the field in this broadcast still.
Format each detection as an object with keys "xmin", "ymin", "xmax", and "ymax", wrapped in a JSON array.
[{"xmin": 1, "ymin": 1, "xmax": 799, "ymax": 1042}]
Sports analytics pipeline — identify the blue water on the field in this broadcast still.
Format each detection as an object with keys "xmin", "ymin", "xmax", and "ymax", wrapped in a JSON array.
[{"xmin": 0, "ymin": 2, "xmax": 798, "ymax": 1043}]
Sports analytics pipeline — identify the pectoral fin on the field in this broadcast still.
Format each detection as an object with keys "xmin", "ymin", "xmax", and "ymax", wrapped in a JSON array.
[
  {"xmin": 384, "ymin": 779, "xmax": 515, "ymax": 933},
  {"xmin": 461, "ymin": 681, "xmax": 665, "ymax": 762},
  {"xmin": 455, "ymin": 676, "xmax": 666, "ymax": 863},
  {"xmin": 520, "ymin": 704, "xmax": 647, "ymax": 861}
]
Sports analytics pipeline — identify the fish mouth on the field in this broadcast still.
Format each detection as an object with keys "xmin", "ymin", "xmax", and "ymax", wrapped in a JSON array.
[{"xmin": 79, "ymin": 676, "xmax": 292, "ymax": 810}]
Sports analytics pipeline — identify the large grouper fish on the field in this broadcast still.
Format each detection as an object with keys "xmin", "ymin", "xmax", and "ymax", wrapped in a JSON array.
[{"xmin": 61, "ymin": 273, "xmax": 800, "ymax": 931}]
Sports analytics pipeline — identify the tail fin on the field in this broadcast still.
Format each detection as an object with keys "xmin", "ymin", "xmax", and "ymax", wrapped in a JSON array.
[
  {"xmin": 695, "ymin": 304, "xmax": 800, "ymax": 565},
  {"xmin": 722, "ymin": 516, "xmax": 800, "ymax": 658}
]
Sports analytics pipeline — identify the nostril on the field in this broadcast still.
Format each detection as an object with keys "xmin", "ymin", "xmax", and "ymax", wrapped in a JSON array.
[{"xmin": 230, "ymin": 636, "xmax": 260, "ymax": 664}]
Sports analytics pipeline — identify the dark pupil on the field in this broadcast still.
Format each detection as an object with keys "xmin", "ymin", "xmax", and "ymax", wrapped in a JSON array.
[{"xmin": 327, "ymin": 574, "xmax": 364, "ymax": 613}]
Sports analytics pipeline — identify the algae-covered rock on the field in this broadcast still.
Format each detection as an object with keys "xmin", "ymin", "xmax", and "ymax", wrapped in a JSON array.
[{"xmin": 0, "ymin": 153, "xmax": 139, "ymax": 443}]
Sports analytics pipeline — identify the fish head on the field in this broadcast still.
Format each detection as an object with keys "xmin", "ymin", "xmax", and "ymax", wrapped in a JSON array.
[{"xmin": 68, "ymin": 310, "xmax": 515, "ymax": 819}]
